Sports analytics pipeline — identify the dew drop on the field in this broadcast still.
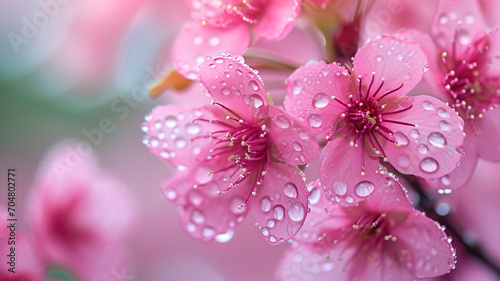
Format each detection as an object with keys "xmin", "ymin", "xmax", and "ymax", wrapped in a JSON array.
[
  {"xmin": 284, "ymin": 183, "xmax": 298, "ymax": 198},
  {"xmin": 288, "ymin": 202, "xmax": 305, "ymax": 222},
  {"xmin": 394, "ymin": 131, "xmax": 409, "ymax": 145},
  {"xmin": 191, "ymin": 209, "xmax": 205, "ymax": 224},
  {"xmin": 261, "ymin": 227, "xmax": 270, "ymax": 236},
  {"xmin": 249, "ymin": 94, "xmax": 264, "ymax": 108},
  {"xmin": 437, "ymin": 108, "xmax": 449, "ymax": 118},
  {"xmin": 428, "ymin": 132, "xmax": 447, "ymax": 147},
  {"xmin": 410, "ymin": 129, "xmax": 420, "ymax": 138},
  {"xmin": 165, "ymin": 116, "xmax": 177, "ymax": 128},
  {"xmin": 193, "ymin": 36, "xmax": 203, "ymax": 45},
  {"xmin": 397, "ymin": 53, "xmax": 404, "ymax": 60},
  {"xmin": 248, "ymin": 80, "xmax": 259, "ymax": 91},
  {"xmin": 313, "ymin": 93, "xmax": 329, "ymax": 108},
  {"xmin": 439, "ymin": 14, "xmax": 448, "ymax": 24},
  {"xmin": 186, "ymin": 123, "xmax": 201, "ymax": 135},
  {"xmin": 293, "ymin": 142, "xmax": 303, "ymax": 152},
  {"xmin": 292, "ymin": 86, "xmax": 302, "ymax": 95},
  {"xmin": 260, "ymin": 196, "xmax": 272, "ymax": 213},
  {"xmin": 269, "ymin": 235, "xmax": 277, "ymax": 243},
  {"xmin": 332, "ymin": 180, "xmax": 347, "ymax": 196},
  {"xmin": 439, "ymin": 121, "xmax": 450, "ymax": 131},
  {"xmin": 215, "ymin": 230, "xmax": 234, "ymax": 243},
  {"xmin": 376, "ymin": 56, "xmax": 383, "ymax": 62},
  {"xmin": 267, "ymin": 219, "xmax": 276, "ymax": 228},
  {"xmin": 275, "ymin": 115, "xmax": 291, "ymax": 129},
  {"xmin": 308, "ymin": 114, "xmax": 323, "ymax": 128},
  {"xmin": 345, "ymin": 196, "xmax": 354, "ymax": 204},
  {"xmin": 417, "ymin": 144, "xmax": 428, "ymax": 154},
  {"xmin": 209, "ymin": 36, "xmax": 220, "ymax": 46},
  {"xmin": 164, "ymin": 189, "xmax": 177, "ymax": 200},
  {"xmin": 308, "ymin": 187, "xmax": 321, "ymax": 204},
  {"xmin": 221, "ymin": 88, "xmax": 230, "ymax": 96},
  {"xmin": 354, "ymin": 181, "xmax": 375, "ymax": 197},
  {"xmin": 175, "ymin": 137, "xmax": 187, "ymax": 149},
  {"xmin": 186, "ymin": 222, "xmax": 196, "ymax": 232},
  {"xmin": 273, "ymin": 205, "xmax": 285, "ymax": 220},
  {"xmin": 202, "ymin": 226, "xmax": 216, "ymax": 238},
  {"xmin": 422, "ymin": 101, "xmax": 434, "ymax": 110},
  {"xmin": 420, "ymin": 158, "xmax": 439, "ymax": 173},
  {"xmin": 441, "ymin": 176, "xmax": 450, "ymax": 186},
  {"xmin": 150, "ymin": 137, "xmax": 159, "ymax": 148}
]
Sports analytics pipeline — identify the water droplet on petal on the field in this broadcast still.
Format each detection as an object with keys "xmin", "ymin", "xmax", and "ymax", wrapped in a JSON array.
[
  {"xmin": 293, "ymin": 142, "xmax": 303, "ymax": 152},
  {"xmin": 332, "ymin": 180, "xmax": 347, "ymax": 196},
  {"xmin": 420, "ymin": 158, "xmax": 439, "ymax": 173},
  {"xmin": 267, "ymin": 219, "xmax": 276, "ymax": 228},
  {"xmin": 260, "ymin": 196, "xmax": 272, "ymax": 213},
  {"xmin": 410, "ymin": 129, "xmax": 420, "ymax": 138},
  {"xmin": 273, "ymin": 205, "xmax": 285, "ymax": 220},
  {"xmin": 275, "ymin": 115, "xmax": 291, "ymax": 129},
  {"xmin": 209, "ymin": 36, "xmax": 220, "ymax": 46},
  {"xmin": 175, "ymin": 137, "xmax": 187, "ymax": 149},
  {"xmin": 202, "ymin": 226, "xmax": 216, "ymax": 238},
  {"xmin": 397, "ymin": 154, "xmax": 410, "ymax": 167},
  {"xmin": 288, "ymin": 202, "xmax": 305, "ymax": 222},
  {"xmin": 437, "ymin": 108, "xmax": 449, "ymax": 118},
  {"xmin": 215, "ymin": 230, "xmax": 234, "ymax": 243},
  {"xmin": 354, "ymin": 181, "xmax": 375, "ymax": 197},
  {"xmin": 394, "ymin": 132, "xmax": 409, "ymax": 146},
  {"xmin": 422, "ymin": 101, "xmax": 434, "ymax": 110},
  {"xmin": 248, "ymin": 80, "xmax": 259, "ymax": 91},
  {"xmin": 428, "ymin": 132, "xmax": 447, "ymax": 147},
  {"xmin": 249, "ymin": 94, "xmax": 264, "ymax": 108},
  {"xmin": 284, "ymin": 183, "xmax": 298, "ymax": 198},
  {"xmin": 165, "ymin": 116, "xmax": 177, "ymax": 128},
  {"xmin": 439, "ymin": 121, "xmax": 450, "ymax": 131},
  {"xmin": 344, "ymin": 196, "xmax": 354, "ymax": 204},
  {"xmin": 313, "ymin": 93, "xmax": 329, "ymax": 108},
  {"xmin": 193, "ymin": 36, "xmax": 203, "ymax": 45},
  {"xmin": 150, "ymin": 137, "xmax": 159, "ymax": 148},
  {"xmin": 397, "ymin": 53, "xmax": 404, "ymax": 60},
  {"xmin": 308, "ymin": 114, "xmax": 322, "ymax": 128},
  {"xmin": 376, "ymin": 56, "xmax": 383, "ymax": 62},
  {"xmin": 269, "ymin": 235, "xmax": 277, "ymax": 243},
  {"xmin": 417, "ymin": 144, "xmax": 428, "ymax": 154},
  {"xmin": 308, "ymin": 187, "xmax": 321, "ymax": 204},
  {"xmin": 186, "ymin": 123, "xmax": 201, "ymax": 135},
  {"xmin": 191, "ymin": 209, "xmax": 205, "ymax": 224},
  {"xmin": 261, "ymin": 227, "xmax": 269, "ymax": 236},
  {"xmin": 292, "ymin": 86, "xmax": 302, "ymax": 95}
]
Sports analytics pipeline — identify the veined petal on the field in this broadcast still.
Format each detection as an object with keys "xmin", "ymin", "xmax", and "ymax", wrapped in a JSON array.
[
  {"xmin": 266, "ymin": 105, "xmax": 319, "ymax": 166},
  {"xmin": 320, "ymin": 137, "xmax": 383, "ymax": 207},
  {"xmin": 174, "ymin": 167, "xmax": 253, "ymax": 241},
  {"xmin": 285, "ymin": 61, "xmax": 352, "ymax": 135},
  {"xmin": 392, "ymin": 211, "xmax": 456, "ymax": 278},
  {"xmin": 251, "ymin": 162, "xmax": 308, "ymax": 245},
  {"xmin": 477, "ymin": 108, "xmax": 500, "ymax": 162},
  {"xmin": 253, "ymin": 0, "xmax": 301, "ymax": 40},
  {"xmin": 431, "ymin": 0, "xmax": 487, "ymax": 55},
  {"xmin": 199, "ymin": 55, "xmax": 268, "ymax": 121},
  {"xmin": 172, "ymin": 22, "xmax": 250, "ymax": 80},
  {"xmin": 425, "ymin": 123, "xmax": 479, "ymax": 191},
  {"xmin": 145, "ymin": 105, "xmax": 223, "ymax": 167},
  {"xmin": 384, "ymin": 95, "xmax": 465, "ymax": 178},
  {"xmin": 353, "ymin": 36, "xmax": 427, "ymax": 100}
]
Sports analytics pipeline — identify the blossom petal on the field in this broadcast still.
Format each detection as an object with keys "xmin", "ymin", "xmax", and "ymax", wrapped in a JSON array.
[
  {"xmin": 145, "ymin": 105, "xmax": 223, "ymax": 167},
  {"xmin": 392, "ymin": 211, "xmax": 456, "ymax": 278},
  {"xmin": 384, "ymin": 95, "xmax": 465, "ymax": 178},
  {"xmin": 353, "ymin": 36, "xmax": 427, "ymax": 100},
  {"xmin": 477, "ymin": 108, "xmax": 500, "ymax": 162},
  {"xmin": 253, "ymin": 0, "xmax": 301, "ymax": 40},
  {"xmin": 285, "ymin": 61, "xmax": 352, "ymax": 134},
  {"xmin": 172, "ymin": 167, "xmax": 252, "ymax": 241},
  {"xmin": 172, "ymin": 22, "xmax": 250, "ymax": 80},
  {"xmin": 251, "ymin": 162, "xmax": 308, "ymax": 245},
  {"xmin": 320, "ymin": 137, "xmax": 383, "ymax": 206},
  {"xmin": 199, "ymin": 55, "xmax": 267, "ymax": 121},
  {"xmin": 266, "ymin": 105, "xmax": 319, "ymax": 165},
  {"xmin": 431, "ymin": 0, "xmax": 487, "ymax": 55},
  {"xmin": 425, "ymin": 123, "xmax": 479, "ymax": 191}
]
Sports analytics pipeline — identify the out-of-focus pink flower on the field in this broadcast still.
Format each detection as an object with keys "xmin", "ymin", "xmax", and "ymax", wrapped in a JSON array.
[
  {"xmin": 285, "ymin": 36, "xmax": 464, "ymax": 206},
  {"xmin": 172, "ymin": 0, "xmax": 302, "ymax": 79},
  {"xmin": 276, "ymin": 179, "xmax": 456, "ymax": 281},
  {"xmin": 0, "ymin": 209, "xmax": 44, "ymax": 281},
  {"xmin": 400, "ymin": 0, "xmax": 500, "ymax": 191},
  {"xmin": 29, "ymin": 142, "xmax": 135, "ymax": 281},
  {"xmin": 144, "ymin": 55, "xmax": 319, "ymax": 245}
]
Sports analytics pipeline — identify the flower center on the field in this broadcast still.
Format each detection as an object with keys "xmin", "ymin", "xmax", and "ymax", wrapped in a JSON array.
[
  {"xmin": 193, "ymin": 101, "xmax": 270, "ymax": 204},
  {"xmin": 441, "ymin": 32, "xmax": 500, "ymax": 119},
  {"xmin": 219, "ymin": 0, "xmax": 265, "ymax": 24},
  {"xmin": 328, "ymin": 74, "xmax": 412, "ymax": 171}
]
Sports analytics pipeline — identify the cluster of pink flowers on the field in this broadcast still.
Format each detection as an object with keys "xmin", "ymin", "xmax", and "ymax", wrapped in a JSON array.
[{"xmin": 143, "ymin": 0, "xmax": 500, "ymax": 279}]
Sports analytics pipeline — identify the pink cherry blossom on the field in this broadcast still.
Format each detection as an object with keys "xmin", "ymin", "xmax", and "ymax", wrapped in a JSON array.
[
  {"xmin": 172, "ymin": 0, "xmax": 302, "ymax": 79},
  {"xmin": 144, "ymin": 55, "xmax": 319, "ymax": 245},
  {"xmin": 284, "ymin": 36, "xmax": 465, "ymax": 206},
  {"xmin": 28, "ymin": 142, "xmax": 135, "ymax": 281},
  {"xmin": 276, "ymin": 179, "xmax": 456, "ymax": 281},
  {"xmin": 399, "ymin": 0, "xmax": 500, "ymax": 191}
]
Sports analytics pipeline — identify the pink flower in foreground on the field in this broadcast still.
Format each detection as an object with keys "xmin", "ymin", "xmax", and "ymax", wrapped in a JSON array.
[
  {"xmin": 285, "ymin": 36, "xmax": 465, "ymax": 206},
  {"xmin": 172, "ymin": 0, "xmax": 302, "ymax": 79},
  {"xmin": 144, "ymin": 55, "xmax": 319, "ymax": 245},
  {"xmin": 29, "ymin": 142, "xmax": 135, "ymax": 281},
  {"xmin": 277, "ymin": 179, "xmax": 456, "ymax": 281},
  {"xmin": 400, "ymin": 0, "xmax": 500, "ymax": 191}
]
